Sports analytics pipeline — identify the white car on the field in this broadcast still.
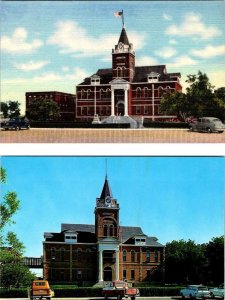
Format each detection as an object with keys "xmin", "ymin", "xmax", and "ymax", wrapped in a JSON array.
[
  {"xmin": 209, "ymin": 284, "xmax": 224, "ymax": 298},
  {"xmin": 180, "ymin": 285, "xmax": 211, "ymax": 299}
]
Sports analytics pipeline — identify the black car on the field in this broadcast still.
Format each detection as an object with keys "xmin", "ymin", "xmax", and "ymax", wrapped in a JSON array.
[{"xmin": 1, "ymin": 118, "xmax": 30, "ymax": 130}]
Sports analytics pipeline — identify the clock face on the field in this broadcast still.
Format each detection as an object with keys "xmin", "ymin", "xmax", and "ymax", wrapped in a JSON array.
[
  {"xmin": 118, "ymin": 42, "xmax": 124, "ymax": 50},
  {"xmin": 105, "ymin": 196, "xmax": 111, "ymax": 204}
]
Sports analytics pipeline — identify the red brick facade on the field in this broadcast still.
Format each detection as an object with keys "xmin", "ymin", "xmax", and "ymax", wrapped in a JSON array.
[{"xmin": 43, "ymin": 177, "xmax": 164, "ymax": 285}]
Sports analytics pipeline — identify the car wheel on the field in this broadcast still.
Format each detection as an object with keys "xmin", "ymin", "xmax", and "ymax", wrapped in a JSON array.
[
  {"xmin": 218, "ymin": 130, "xmax": 224, "ymax": 133},
  {"xmin": 206, "ymin": 127, "xmax": 212, "ymax": 133},
  {"xmin": 15, "ymin": 126, "xmax": 20, "ymax": 131},
  {"xmin": 189, "ymin": 126, "xmax": 194, "ymax": 132},
  {"xmin": 210, "ymin": 293, "xmax": 214, "ymax": 299},
  {"xmin": 181, "ymin": 293, "xmax": 185, "ymax": 299},
  {"xmin": 131, "ymin": 297, "xmax": 135, "ymax": 300}
]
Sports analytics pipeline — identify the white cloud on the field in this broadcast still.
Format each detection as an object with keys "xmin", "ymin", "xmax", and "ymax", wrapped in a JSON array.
[
  {"xmin": 168, "ymin": 55, "xmax": 198, "ymax": 68},
  {"xmin": 14, "ymin": 60, "xmax": 49, "ymax": 71},
  {"xmin": 169, "ymin": 39, "xmax": 177, "ymax": 45},
  {"xmin": 136, "ymin": 55, "xmax": 158, "ymax": 66},
  {"xmin": 191, "ymin": 44, "xmax": 225, "ymax": 58},
  {"xmin": 155, "ymin": 46, "xmax": 177, "ymax": 59},
  {"xmin": 1, "ymin": 27, "xmax": 43, "ymax": 54},
  {"xmin": 165, "ymin": 12, "xmax": 222, "ymax": 39},
  {"xmin": 163, "ymin": 13, "xmax": 172, "ymax": 21},
  {"xmin": 47, "ymin": 20, "xmax": 146, "ymax": 57}
]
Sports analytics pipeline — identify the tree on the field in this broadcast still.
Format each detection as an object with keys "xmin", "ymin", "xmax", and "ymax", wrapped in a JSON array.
[
  {"xmin": 160, "ymin": 91, "xmax": 190, "ymax": 122},
  {"xmin": 27, "ymin": 99, "xmax": 60, "ymax": 121},
  {"xmin": 0, "ymin": 101, "xmax": 21, "ymax": 118},
  {"xmin": 159, "ymin": 71, "xmax": 225, "ymax": 122},
  {"xmin": 204, "ymin": 236, "xmax": 224, "ymax": 285},
  {"xmin": 0, "ymin": 167, "xmax": 35, "ymax": 288}
]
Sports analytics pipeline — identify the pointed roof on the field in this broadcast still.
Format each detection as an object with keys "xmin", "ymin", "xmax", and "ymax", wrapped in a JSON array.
[
  {"xmin": 100, "ymin": 176, "xmax": 113, "ymax": 199},
  {"xmin": 118, "ymin": 27, "xmax": 129, "ymax": 45}
]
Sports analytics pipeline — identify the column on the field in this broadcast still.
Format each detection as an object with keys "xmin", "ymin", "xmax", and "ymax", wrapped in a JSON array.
[
  {"xmin": 111, "ymin": 89, "xmax": 115, "ymax": 116},
  {"xmin": 124, "ymin": 89, "xmax": 128, "ymax": 116},
  {"xmin": 115, "ymin": 250, "xmax": 120, "ymax": 280},
  {"xmin": 98, "ymin": 250, "xmax": 103, "ymax": 282}
]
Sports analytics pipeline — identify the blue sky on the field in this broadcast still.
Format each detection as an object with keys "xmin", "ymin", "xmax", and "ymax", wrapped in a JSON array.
[
  {"xmin": 1, "ymin": 156, "xmax": 224, "ymax": 258},
  {"xmin": 1, "ymin": 1, "xmax": 225, "ymax": 114}
]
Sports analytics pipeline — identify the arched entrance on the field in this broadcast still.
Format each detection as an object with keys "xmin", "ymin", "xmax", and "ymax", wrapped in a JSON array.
[
  {"xmin": 116, "ymin": 101, "xmax": 125, "ymax": 116},
  {"xmin": 104, "ymin": 266, "xmax": 112, "ymax": 281}
]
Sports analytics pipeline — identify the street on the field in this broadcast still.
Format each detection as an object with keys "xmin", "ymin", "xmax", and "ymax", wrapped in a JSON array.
[
  {"xmin": 0, "ymin": 298, "xmax": 176, "ymax": 300},
  {"xmin": 0, "ymin": 128, "xmax": 225, "ymax": 143}
]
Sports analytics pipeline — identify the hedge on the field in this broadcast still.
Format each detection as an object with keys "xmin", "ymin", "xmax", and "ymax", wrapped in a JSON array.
[
  {"xmin": 0, "ymin": 286, "xmax": 182, "ymax": 298},
  {"xmin": 143, "ymin": 121, "xmax": 189, "ymax": 129},
  {"xmin": 30, "ymin": 121, "xmax": 130, "ymax": 128}
]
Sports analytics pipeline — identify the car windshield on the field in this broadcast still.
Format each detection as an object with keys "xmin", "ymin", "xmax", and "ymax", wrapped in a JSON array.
[{"xmin": 213, "ymin": 119, "xmax": 222, "ymax": 123}]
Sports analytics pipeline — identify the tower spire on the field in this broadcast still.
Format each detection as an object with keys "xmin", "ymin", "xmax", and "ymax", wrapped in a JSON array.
[{"xmin": 105, "ymin": 158, "xmax": 108, "ymax": 179}]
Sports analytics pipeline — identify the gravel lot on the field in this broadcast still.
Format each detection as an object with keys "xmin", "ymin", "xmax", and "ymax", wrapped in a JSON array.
[{"xmin": 1, "ymin": 128, "xmax": 225, "ymax": 143}]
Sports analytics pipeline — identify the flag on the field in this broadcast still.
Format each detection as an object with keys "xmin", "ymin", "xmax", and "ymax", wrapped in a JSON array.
[{"xmin": 114, "ymin": 11, "xmax": 123, "ymax": 17}]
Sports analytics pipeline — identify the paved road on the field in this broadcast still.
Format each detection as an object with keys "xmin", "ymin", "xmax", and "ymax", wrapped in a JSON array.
[
  {"xmin": 0, "ymin": 298, "xmax": 175, "ymax": 300},
  {"xmin": 1, "ymin": 128, "xmax": 225, "ymax": 143}
]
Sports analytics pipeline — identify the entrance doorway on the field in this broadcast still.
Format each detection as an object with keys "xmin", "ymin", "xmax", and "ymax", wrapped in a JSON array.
[
  {"xmin": 115, "ymin": 90, "xmax": 125, "ymax": 116},
  {"xmin": 104, "ymin": 266, "xmax": 112, "ymax": 281},
  {"xmin": 116, "ymin": 102, "xmax": 125, "ymax": 116}
]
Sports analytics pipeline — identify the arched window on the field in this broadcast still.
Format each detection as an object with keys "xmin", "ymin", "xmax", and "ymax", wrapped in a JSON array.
[
  {"xmin": 106, "ymin": 88, "xmax": 111, "ymax": 99},
  {"xmin": 123, "ymin": 250, "xmax": 127, "ymax": 262},
  {"xmin": 81, "ymin": 89, "xmax": 87, "ymax": 99},
  {"xmin": 131, "ymin": 250, "xmax": 135, "ymax": 262},
  {"xmin": 100, "ymin": 89, "xmax": 105, "ymax": 100},
  {"xmin": 144, "ymin": 87, "xmax": 149, "ymax": 98},
  {"xmin": 51, "ymin": 247, "xmax": 56, "ymax": 260},
  {"xmin": 146, "ymin": 249, "xmax": 150, "ymax": 262},
  {"xmin": 136, "ymin": 87, "xmax": 142, "ymax": 98},
  {"xmin": 117, "ymin": 67, "xmax": 123, "ymax": 78},
  {"xmin": 158, "ymin": 86, "xmax": 164, "ymax": 97},
  {"xmin": 103, "ymin": 224, "xmax": 108, "ymax": 236},
  {"xmin": 87, "ymin": 89, "xmax": 92, "ymax": 99},
  {"xmin": 109, "ymin": 224, "xmax": 114, "ymax": 236}
]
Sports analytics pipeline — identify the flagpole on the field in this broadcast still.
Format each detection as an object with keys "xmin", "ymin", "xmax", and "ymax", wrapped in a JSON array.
[{"xmin": 122, "ymin": 10, "xmax": 125, "ymax": 28}]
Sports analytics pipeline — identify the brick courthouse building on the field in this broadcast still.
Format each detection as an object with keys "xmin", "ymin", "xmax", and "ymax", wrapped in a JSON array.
[
  {"xmin": 43, "ymin": 176, "xmax": 164, "ymax": 284},
  {"xmin": 76, "ymin": 25, "xmax": 182, "ymax": 124}
]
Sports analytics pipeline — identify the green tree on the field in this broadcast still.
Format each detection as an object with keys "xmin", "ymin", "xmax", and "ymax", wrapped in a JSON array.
[
  {"xmin": 204, "ymin": 236, "xmax": 224, "ymax": 285},
  {"xmin": 0, "ymin": 167, "xmax": 35, "ymax": 289},
  {"xmin": 165, "ymin": 239, "xmax": 206, "ymax": 284},
  {"xmin": 0, "ymin": 102, "xmax": 9, "ymax": 118},
  {"xmin": 27, "ymin": 99, "xmax": 60, "ymax": 121},
  {"xmin": 0, "ymin": 101, "xmax": 21, "ymax": 118},
  {"xmin": 159, "ymin": 71, "xmax": 225, "ymax": 122},
  {"xmin": 160, "ymin": 91, "xmax": 190, "ymax": 122}
]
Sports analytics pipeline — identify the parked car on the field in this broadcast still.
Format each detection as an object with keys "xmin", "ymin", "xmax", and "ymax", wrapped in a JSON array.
[
  {"xmin": 1, "ymin": 118, "xmax": 30, "ymax": 130},
  {"xmin": 209, "ymin": 284, "xmax": 224, "ymax": 298},
  {"xmin": 180, "ymin": 285, "xmax": 211, "ymax": 299},
  {"xmin": 28, "ymin": 280, "xmax": 54, "ymax": 300},
  {"xmin": 189, "ymin": 117, "xmax": 225, "ymax": 133},
  {"xmin": 102, "ymin": 281, "xmax": 140, "ymax": 300}
]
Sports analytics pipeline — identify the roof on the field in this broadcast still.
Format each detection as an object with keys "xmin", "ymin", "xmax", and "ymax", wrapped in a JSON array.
[
  {"xmin": 44, "ymin": 224, "xmax": 164, "ymax": 247},
  {"xmin": 78, "ymin": 65, "xmax": 180, "ymax": 86},
  {"xmin": 100, "ymin": 176, "xmax": 113, "ymax": 199},
  {"xmin": 118, "ymin": 27, "xmax": 130, "ymax": 45}
]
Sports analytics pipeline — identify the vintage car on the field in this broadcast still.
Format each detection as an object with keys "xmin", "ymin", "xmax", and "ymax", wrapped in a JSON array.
[
  {"xmin": 29, "ymin": 280, "xmax": 54, "ymax": 300},
  {"xmin": 189, "ymin": 117, "xmax": 225, "ymax": 133},
  {"xmin": 102, "ymin": 280, "xmax": 140, "ymax": 300},
  {"xmin": 180, "ymin": 285, "xmax": 211, "ymax": 299},
  {"xmin": 1, "ymin": 118, "xmax": 30, "ymax": 130},
  {"xmin": 209, "ymin": 284, "xmax": 224, "ymax": 298}
]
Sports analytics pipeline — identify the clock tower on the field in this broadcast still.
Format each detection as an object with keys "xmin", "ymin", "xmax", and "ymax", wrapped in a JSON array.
[
  {"xmin": 112, "ymin": 27, "xmax": 135, "ymax": 82},
  {"xmin": 95, "ymin": 176, "xmax": 120, "ymax": 241}
]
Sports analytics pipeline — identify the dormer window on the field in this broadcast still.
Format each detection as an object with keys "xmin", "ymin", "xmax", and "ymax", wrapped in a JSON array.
[
  {"xmin": 64, "ymin": 232, "xmax": 77, "ymax": 243},
  {"xmin": 135, "ymin": 236, "xmax": 146, "ymax": 245},
  {"xmin": 91, "ymin": 75, "xmax": 100, "ymax": 85},
  {"xmin": 147, "ymin": 72, "xmax": 160, "ymax": 83}
]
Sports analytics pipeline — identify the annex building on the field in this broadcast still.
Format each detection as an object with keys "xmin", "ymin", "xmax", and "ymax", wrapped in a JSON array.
[
  {"xmin": 76, "ymin": 25, "xmax": 182, "ymax": 125},
  {"xmin": 43, "ymin": 176, "xmax": 164, "ymax": 285}
]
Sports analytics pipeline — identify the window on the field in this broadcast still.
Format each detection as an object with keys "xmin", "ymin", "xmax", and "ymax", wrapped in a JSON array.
[
  {"xmin": 144, "ymin": 106, "xmax": 149, "ymax": 115},
  {"xmin": 117, "ymin": 67, "xmax": 123, "ymax": 78},
  {"xmin": 146, "ymin": 250, "xmax": 150, "ymax": 262},
  {"xmin": 109, "ymin": 224, "xmax": 114, "ymax": 236},
  {"xmin": 106, "ymin": 89, "xmax": 111, "ymax": 99},
  {"xmin": 136, "ymin": 88, "xmax": 142, "ymax": 98},
  {"xmin": 158, "ymin": 87, "xmax": 164, "ymax": 97},
  {"xmin": 131, "ymin": 250, "xmax": 135, "ymax": 262},
  {"xmin": 60, "ymin": 248, "xmax": 65, "ymax": 261},
  {"xmin": 123, "ymin": 270, "xmax": 127, "ymax": 280},
  {"xmin": 144, "ymin": 87, "xmax": 149, "ymax": 98},
  {"xmin": 131, "ymin": 270, "xmax": 135, "ymax": 280},
  {"xmin": 51, "ymin": 248, "xmax": 56, "ymax": 260},
  {"xmin": 136, "ymin": 106, "xmax": 141, "ymax": 114},
  {"xmin": 154, "ymin": 250, "xmax": 159, "ymax": 262},
  {"xmin": 77, "ymin": 249, "xmax": 82, "ymax": 262},
  {"xmin": 77, "ymin": 270, "xmax": 82, "ymax": 280},
  {"xmin": 103, "ymin": 224, "xmax": 108, "ymax": 236},
  {"xmin": 123, "ymin": 250, "xmax": 127, "ymax": 262},
  {"xmin": 87, "ymin": 89, "xmax": 92, "ymax": 99}
]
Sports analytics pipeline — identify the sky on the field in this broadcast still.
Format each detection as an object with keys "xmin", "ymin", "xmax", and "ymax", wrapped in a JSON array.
[
  {"xmin": 1, "ymin": 1, "xmax": 225, "ymax": 114},
  {"xmin": 1, "ymin": 156, "xmax": 224, "ymax": 259}
]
